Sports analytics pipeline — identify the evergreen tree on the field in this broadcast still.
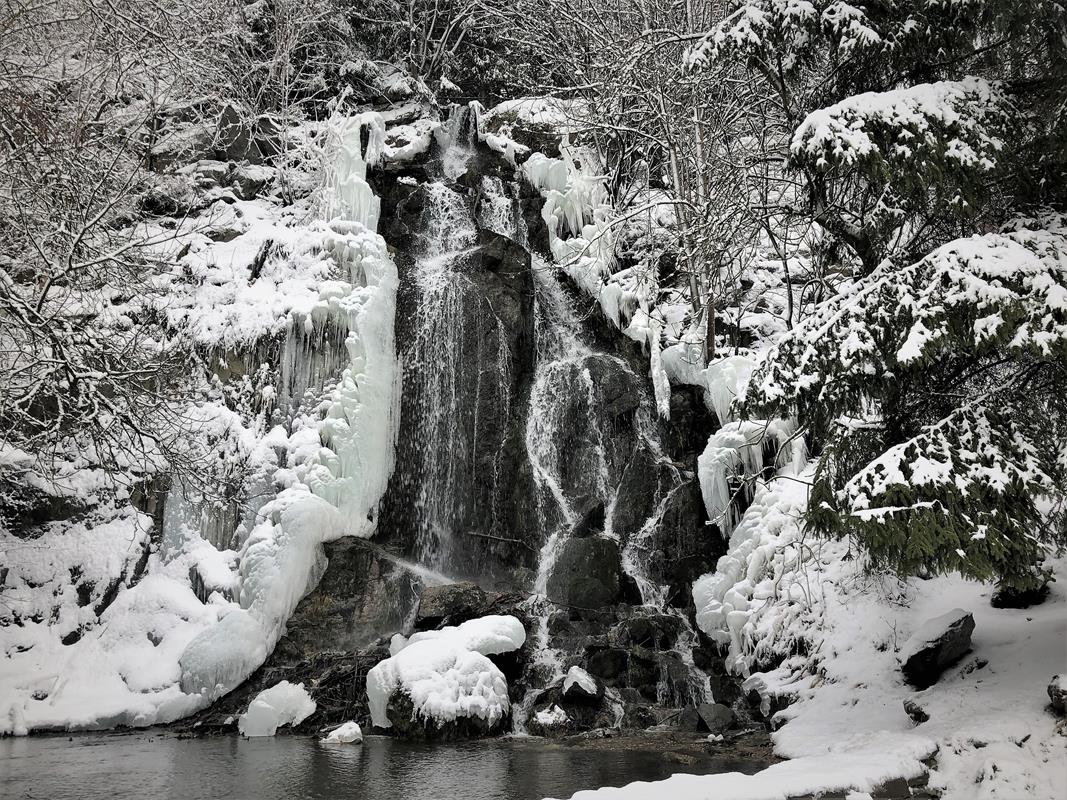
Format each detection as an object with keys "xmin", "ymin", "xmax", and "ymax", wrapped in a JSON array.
[{"xmin": 690, "ymin": 1, "xmax": 1067, "ymax": 589}]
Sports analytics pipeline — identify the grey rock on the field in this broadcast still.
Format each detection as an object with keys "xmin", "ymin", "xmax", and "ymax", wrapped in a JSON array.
[
  {"xmin": 904, "ymin": 697, "xmax": 930, "ymax": 724},
  {"xmin": 900, "ymin": 609, "xmax": 975, "ymax": 689},
  {"xmin": 696, "ymin": 702, "xmax": 735, "ymax": 733},
  {"xmin": 676, "ymin": 705, "xmax": 702, "ymax": 731},
  {"xmin": 586, "ymin": 647, "xmax": 629, "ymax": 681},
  {"xmin": 546, "ymin": 536, "xmax": 621, "ymax": 609},
  {"xmin": 414, "ymin": 581, "xmax": 490, "ymax": 630}
]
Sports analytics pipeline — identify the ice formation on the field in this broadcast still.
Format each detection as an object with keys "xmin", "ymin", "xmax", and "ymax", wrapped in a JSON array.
[
  {"xmin": 178, "ymin": 112, "xmax": 400, "ymax": 700},
  {"xmin": 322, "ymin": 720, "xmax": 363, "ymax": 743},
  {"xmin": 1, "ymin": 112, "xmax": 400, "ymax": 733},
  {"xmin": 237, "ymin": 681, "xmax": 316, "ymax": 737},
  {"xmin": 366, "ymin": 615, "xmax": 526, "ymax": 729}
]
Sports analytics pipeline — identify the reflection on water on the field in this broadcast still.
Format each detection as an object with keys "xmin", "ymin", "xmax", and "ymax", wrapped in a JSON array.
[{"xmin": 0, "ymin": 732, "xmax": 766, "ymax": 800}]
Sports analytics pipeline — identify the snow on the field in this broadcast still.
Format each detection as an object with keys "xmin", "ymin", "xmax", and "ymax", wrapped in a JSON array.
[
  {"xmin": 1, "ymin": 110, "xmax": 401, "ymax": 733},
  {"xmin": 177, "ymin": 112, "xmax": 401, "ymax": 701},
  {"xmin": 534, "ymin": 705, "xmax": 569, "ymax": 727},
  {"xmin": 322, "ymin": 720, "xmax": 363, "ymax": 743},
  {"xmin": 237, "ymin": 681, "xmax": 316, "ymax": 737},
  {"xmin": 563, "ymin": 666, "xmax": 597, "ymax": 696},
  {"xmin": 366, "ymin": 615, "xmax": 526, "ymax": 729},
  {"xmin": 793, "ymin": 77, "xmax": 1008, "ymax": 173},
  {"xmin": 682, "ymin": 458, "xmax": 1067, "ymax": 800}
]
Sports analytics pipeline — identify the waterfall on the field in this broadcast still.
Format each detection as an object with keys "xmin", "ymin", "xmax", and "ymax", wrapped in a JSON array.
[{"xmin": 390, "ymin": 107, "xmax": 516, "ymax": 574}]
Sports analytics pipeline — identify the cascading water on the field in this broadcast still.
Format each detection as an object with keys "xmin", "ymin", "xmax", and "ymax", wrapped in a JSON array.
[
  {"xmin": 387, "ymin": 107, "xmax": 516, "ymax": 574},
  {"xmin": 511, "ymin": 259, "xmax": 712, "ymax": 730}
]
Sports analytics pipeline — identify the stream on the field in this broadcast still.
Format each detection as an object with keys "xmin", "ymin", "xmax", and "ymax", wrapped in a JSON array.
[{"xmin": 0, "ymin": 732, "xmax": 770, "ymax": 800}]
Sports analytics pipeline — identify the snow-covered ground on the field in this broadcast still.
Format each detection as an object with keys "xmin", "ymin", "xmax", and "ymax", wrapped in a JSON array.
[{"xmin": 557, "ymin": 465, "xmax": 1067, "ymax": 799}]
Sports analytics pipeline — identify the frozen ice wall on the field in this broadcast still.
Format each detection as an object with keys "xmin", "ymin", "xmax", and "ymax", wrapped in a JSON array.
[{"xmin": 178, "ymin": 112, "xmax": 401, "ymax": 701}]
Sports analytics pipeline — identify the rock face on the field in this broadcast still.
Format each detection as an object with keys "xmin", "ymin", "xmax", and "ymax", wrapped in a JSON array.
[
  {"xmin": 900, "ymin": 609, "xmax": 975, "ymax": 689},
  {"xmin": 546, "ymin": 536, "xmax": 622, "ymax": 609},
  {"xmin": 271, "ymin": 538, "xmax": 421, "ymax": 663},
  {"xmin": 414, "ymin": 582, "xmax": 490, "ymax": 631}
]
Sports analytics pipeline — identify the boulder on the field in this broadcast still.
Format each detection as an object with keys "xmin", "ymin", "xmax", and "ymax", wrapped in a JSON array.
[
  {"xmin": 586, "ymin": 647, "xmax": 629, "ymax": 681},
  {"xmin": 1049, "ymin": 675, "xmax": 1066, "ymax": 715},
  {"xmin": 414, "ymin": 581, "xmax": 490, "ymax": 630},
  {"xmin": 696, "ymin": 702, "xmax": 735, "ymax": 734},
  {"xmin": 900, "ymin": 609, "xmax": 975, "ymax": 689},
  {"xmin": 561, "ymin": 666, "xmax": 602, "ymax": 704},
  {"xmin": 546, "ymin": 535, "xmax": 621, "ymax": 609}
]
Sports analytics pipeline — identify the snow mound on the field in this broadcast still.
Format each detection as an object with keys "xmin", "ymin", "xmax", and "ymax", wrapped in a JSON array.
[
  {"xmin": 237, "ymin": 681, "xmax": 316, "ymax": 737},
  {"xmin": 322, "ymin": 720, "xmax": 363, "ymax": 743},
  {"xmin": 563, "ymin": 666, "xmax": 597, "ymax": 696},
  {"xmin": 366, "ymin": 615, "xmax": 526, "ymax": 729}
]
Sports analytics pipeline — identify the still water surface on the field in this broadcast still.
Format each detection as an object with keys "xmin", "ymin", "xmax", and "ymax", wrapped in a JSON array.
[{"xmin": 0, "ymin": 732, "xmax": 765, "ymax": 800}]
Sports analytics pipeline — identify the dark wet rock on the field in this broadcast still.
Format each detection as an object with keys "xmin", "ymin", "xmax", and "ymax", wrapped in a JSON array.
[
  {"xmin": 665, "ymin": 384, "xmax": 719, "ymax": 460},
  {"xmin": 413, "ymin": 581, "xmax": 490, "ymax": 631},
  {"xmin": 570, "ymin": 499, "xmax": 605, "ymax": 538},
  {"xmin": 904, "ymin": 697, "xmax": 930, "ymax": 724},
  {"xmin": 584, "ymin": 355, "xmax": 642, "ymax": 419},
  {"xmin": 610, "ymin": 614, "xmax": 683, "ymax": 650},
  {"xmin": 743, "ymin": 674, "xmax": 794, "ymax": 721},
  {"xmin": 561, "ymin": 667, "xmax": 603, "ymax": 705},
  {"xmin": 609, "ymin": 443, "xmax": 663, "ymax": 541},
  {"xmin": 697, "ymin": 702, "xmax": 736, "ymax": 733},
  {"xmin": 1049, "ymin": 675, "xmax": 1066, "ymax": 715},
  {"xmin": 272, "ymin": 539, "xmax": 421, "ymax": 663},
  {"xmin": 546, "ymin": 536, "xmax": 621, "ymax": 609},
  {"xmin": 586, "ymin": 647, "xmax": 629, "ymax": 681},
  {"xmin": 676, "ymin": 706, "xmax": 702, "ymax": 731},
  {"xmin": 900, "ymin": 609, "xmax": 974, "ymax": 689},
  {"xmin": 378, "ymin": 690, "xmax": 507, "ymax": 739}
]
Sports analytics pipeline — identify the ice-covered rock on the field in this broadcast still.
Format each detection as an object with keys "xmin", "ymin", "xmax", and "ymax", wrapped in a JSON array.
[
  {"xmin": 562, "ymin": 666, "xmax": 601, "ymax": 704},
  {"xmin": 899, "ymin": 608, "xmax": 974, "ymax": 689},
  {"xmin": 366, "ymin": 615, "xmax": 525, "ymax": 736},
  {"xmin": 237, "ymin": 681, "xmax": 316, "ymax": 737},
  {"xmin": 322, "ymin": 721, "xmax": 363, "ymax": 743}
]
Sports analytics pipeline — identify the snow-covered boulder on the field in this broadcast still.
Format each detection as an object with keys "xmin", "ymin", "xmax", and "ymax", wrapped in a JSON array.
[
  {"xmin": 322, "ymin": 721, "xmax": 363, "ymax": 743},
  {"xmin": 562, "ymin": 666, "xmax": 601, "ymax": 704},
  {"xmin": 237, "ymin": 681, "xmax": 316, "ymax": 737},
  {"xmin": 366, "ymin": 615, "xmax": 525, "ymax": 738},
  {"xmin": 899, "ymin": 608, "xmax": 974, "ymax": 688}
]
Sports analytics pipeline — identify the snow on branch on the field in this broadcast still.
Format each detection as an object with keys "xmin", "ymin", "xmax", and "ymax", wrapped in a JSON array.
[
  {"xmin": 790, "ymin": 77, "xmax": 1011, "ymax": 190},
  {"xmin": 825, "ymin": 400, "xmax": 1053, "ymax": 586},
  {"xmin": 743, "ymin": 212, "xmax": 1067, "ymax": 420}
]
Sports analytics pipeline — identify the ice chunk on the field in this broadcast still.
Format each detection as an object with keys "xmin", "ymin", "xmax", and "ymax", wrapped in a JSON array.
[
  {"xmin": 237, "ymin": 681, "xmax": 316, "ymax": 737},
  {"xmin": 322, "ymin": 721, "xmax": 363, "ymax": 743}
]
